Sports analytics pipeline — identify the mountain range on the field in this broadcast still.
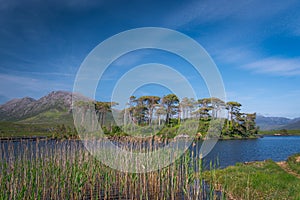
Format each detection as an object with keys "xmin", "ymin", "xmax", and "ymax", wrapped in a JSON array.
[
  {"xmin": 1, "ymin": 91, "xmax": 300, "ymax": 130},
  {"xmin": 255, "ymin": 115, "xmax": 300, "ymax": 130}
]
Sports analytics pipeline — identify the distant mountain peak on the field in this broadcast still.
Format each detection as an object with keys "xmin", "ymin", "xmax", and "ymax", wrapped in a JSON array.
[
  {"xmin": 0, "ymin": 91, "xmax": 75, "ymax": 121},
  {"xmin": 3, "ymin": 96, "xmax": 36, "ymax": 105}
]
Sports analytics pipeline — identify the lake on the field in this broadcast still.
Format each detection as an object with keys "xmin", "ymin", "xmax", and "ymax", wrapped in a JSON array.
[
  {"xmin": 1, "ymin": 135, "xmax": 300, "ymax": 168},
  {"xmin": 200, "ymin": 135, "xmax": 300, "ymax": 168}
]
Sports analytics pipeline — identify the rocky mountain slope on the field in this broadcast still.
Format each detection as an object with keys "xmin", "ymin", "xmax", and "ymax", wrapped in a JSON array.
[{"xmin": 0, "ymin": 91, "xmax": 74, "ymax": 121}]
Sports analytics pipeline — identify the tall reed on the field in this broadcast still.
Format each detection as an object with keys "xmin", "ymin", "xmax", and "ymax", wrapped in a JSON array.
[{"xmin": 0, "ymin": 138, "xmax": 220, "ymax": 199}]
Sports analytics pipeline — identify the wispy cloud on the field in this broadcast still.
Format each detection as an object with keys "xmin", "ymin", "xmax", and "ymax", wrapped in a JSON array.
[
  {"xmin": 163, "ymin": 0, "xmax": 300, "ymax": 80},
  {"xmin": 212, "ymin": 46, "xmax": 256, "ymax": 65},
  {"xmin": 164, "ymin": 0, "xmax": 298, "ymax": 29},
  {"xmin": 0, "ymin": 68, "xmax": 74, "ymax": 77},
  {"xmin": 209, "ymin": 44, "xmax": 300, "ymax": 77},
  {"xmin": 242, "ymin": 57, "xmax": 300, "ymax": 76},
  {"xmin": 163, "ymin": 0, "xmax": 245, "ymax": 28},
  {"xmin": 0, "ymin": 73, "xmax": 71, "ymax": 99}
]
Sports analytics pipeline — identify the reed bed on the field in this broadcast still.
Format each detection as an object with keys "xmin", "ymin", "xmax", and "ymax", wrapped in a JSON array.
[{"xmin": 0, "ymin": 138, "xmax": 220, "ymax": 199}]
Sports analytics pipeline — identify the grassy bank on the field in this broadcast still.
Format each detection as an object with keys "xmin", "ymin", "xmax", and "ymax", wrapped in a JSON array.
[
  {"xmin": 287, "ymin": 153, "xmax": 300, "ymax": 175},
  {"xmin": 219, "ymin": 134, "xmax": 260, "ymax": 140},
  {"xmin": 204, "ymin": 155, "xmax": 300, "ymax": 199},
  {"xmin": 259, "ymin": 129, "xmax": 300, "ymax": 136}
]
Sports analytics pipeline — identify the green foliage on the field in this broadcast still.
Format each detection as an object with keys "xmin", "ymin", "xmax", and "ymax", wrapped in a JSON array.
[
  {"xmin": 221, "ymin": 113, "xmax": 258, "ymax": 138},
  {"xmin": 111, "ymin": 125, "xmax": 122, "ymax": 134},
  {"xmin": 157, "ymin": 125, "xmax": 179, "ymax": 139},
  {"xmin": 198, "ymin": 120, "xmax": 209, "ymax": 135},
  {"xmin": 51, "ymin": 124, "xmax": 77, "ymax": 139},
  {"xmin": 90, "ymin": 96, "xmax": 258, "ymax": 139},
  {"xmin": 168, "ymin": 118, "xmax": 179, "ymax": 127},
  {"xmin": 162, "ymin": 94, "xmax": 179, "ymax": 125}
]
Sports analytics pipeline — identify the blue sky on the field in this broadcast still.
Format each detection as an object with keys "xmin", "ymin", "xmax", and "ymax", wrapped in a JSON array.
[{"xmin": 0, "ymin": 0, "xmax": 300, "ymax": 118}]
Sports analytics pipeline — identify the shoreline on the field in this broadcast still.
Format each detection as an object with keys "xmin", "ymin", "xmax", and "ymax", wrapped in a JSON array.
[
  {"xmin": 0, "ymin": 135, "xmax": 262, "ymax": 141},
  {"xmin": 4, "ymin": 134, "xmax": 300, "ymax": 141},
  {"xmin": 263, "ymin": 134, "xmax": 300, "ymax": 136},
  {"xmin": 3, "ymin": 133, "xmax": 300, "ymax": 141}
]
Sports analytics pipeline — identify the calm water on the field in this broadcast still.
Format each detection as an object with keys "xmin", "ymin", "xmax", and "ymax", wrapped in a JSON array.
[
  {"xmin": 201, "ymin": 136, "xmax": 300, "ymax": 168},
  {"xmin": 1, "ymin": 136, "xmax": 300, "ymax": 168}
]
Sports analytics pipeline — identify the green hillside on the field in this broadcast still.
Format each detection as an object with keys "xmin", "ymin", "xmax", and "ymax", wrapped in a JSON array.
[
  {"xmin": 0, "ymin": 109, "xmax": 75, "ymax": 138},
  {"xmin": 19, "ymin": 109, "xmax": 74, "ymax": 126},
  {"xmin": 0, "ymin": 121, "xmax": 54, "ymax": 137}
]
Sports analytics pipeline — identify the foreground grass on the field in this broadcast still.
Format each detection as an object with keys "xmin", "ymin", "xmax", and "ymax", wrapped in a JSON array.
[
  {"xmin": 287, "ymin": 153, "xmax": 300, "ymax": 175},
  {"xmin": 0, "ymin": 139, "xmax": 216, "ymax": 199},
  {"xmin": 204, "ymin": 158, "xmax": 300, "ymax": 199}
]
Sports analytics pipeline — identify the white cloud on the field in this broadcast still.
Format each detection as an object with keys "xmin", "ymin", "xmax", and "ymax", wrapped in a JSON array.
[{"xmin": 242, "ymin": 57, "xmax": 300, "ymax": 76}]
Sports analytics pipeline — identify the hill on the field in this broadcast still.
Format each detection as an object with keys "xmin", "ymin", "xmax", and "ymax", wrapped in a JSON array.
[
  {"xmin": 19, "ymin": 109, "xmax": 74, "ymax": 125},
  {"xmin": 281, "ymin": 120, "xmax": 300, "ymax": 130},
  {"xmin": 0, "ymin": 91, "xmax": 73, "ymax": 121},
  {"xmin": 256, "ymin": 115, "xmax": 300, "ymax": 130},
  {"xmin": 0, "ymin": 91, "xmax": 117, "ymax": 138},
  {"xmin": 255, "ymin": 115, "xmax": 291, "ymax": 130},
  {"xmin": 0, "ymin": 91, "xmax": 78, "ymax": 137}
]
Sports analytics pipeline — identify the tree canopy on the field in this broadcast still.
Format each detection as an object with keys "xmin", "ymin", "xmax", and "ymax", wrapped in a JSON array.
[{"xmin": 74, "ymin": 95, "xmax": 258, "ymax": 138}]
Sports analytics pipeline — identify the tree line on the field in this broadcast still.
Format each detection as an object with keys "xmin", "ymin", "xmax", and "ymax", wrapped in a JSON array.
[{"xmin": 74, "ymin": 94, "xmax": 258, "ymax": 138}]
